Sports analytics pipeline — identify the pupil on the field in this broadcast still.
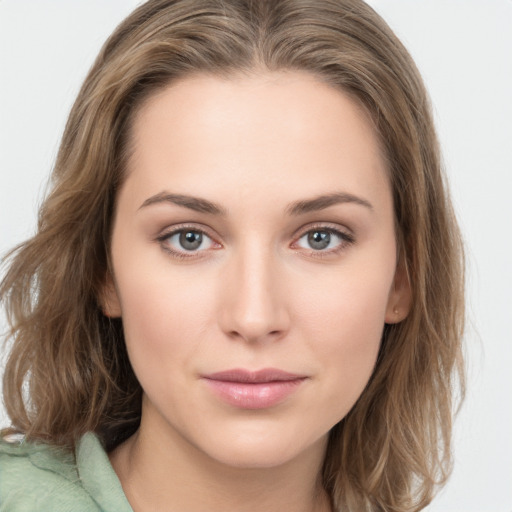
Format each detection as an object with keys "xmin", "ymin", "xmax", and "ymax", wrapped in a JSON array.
[
  {"xmin": 180, "ymin": 231, "xmax": 202, "ymax": 250},
  {"xmin": 308, "ymin": 231, "xmax": 330, "ymax": 250}
]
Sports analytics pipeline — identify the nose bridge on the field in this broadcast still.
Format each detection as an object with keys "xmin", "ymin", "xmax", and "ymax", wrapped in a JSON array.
[{"xmin": 218, "ymin": 237, "xmax": 288, "ymax": 342}]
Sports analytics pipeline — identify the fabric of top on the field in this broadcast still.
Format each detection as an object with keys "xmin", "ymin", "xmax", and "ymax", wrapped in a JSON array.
[{"xmin": 0, "ymin": 432, "xmax": 133, "ymax": 512}]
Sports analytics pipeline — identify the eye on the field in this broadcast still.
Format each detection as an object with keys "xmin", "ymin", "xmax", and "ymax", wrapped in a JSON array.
[
  {"xmin": 158, "ymin": 227, "xmax": 218, "ymax": 256},
  {"xmin": 295, "ymin": 227, "xmax": 354, "ymax": 252}
]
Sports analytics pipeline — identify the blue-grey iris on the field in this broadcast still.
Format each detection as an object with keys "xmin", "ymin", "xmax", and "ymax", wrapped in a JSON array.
[
  {"xmin": 180, "ymin": 231, "xmax": 202, "ymax": 250},
  {"xmin": 308, "ymin": 231, "xmax": 330, "ymax": 250}
]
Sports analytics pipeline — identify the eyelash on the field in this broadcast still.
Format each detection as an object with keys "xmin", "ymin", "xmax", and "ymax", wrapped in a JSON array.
[
  {"xmin": 156, "ymin": 224, "xmax": 220, "ymax": 260},
  {"xmin": 156, "ymin": 223, "xmax": 355, "ymax": 260},
  {"xmin": 293, "ymin": 225, "xmax": 355, "ymax": 258}
]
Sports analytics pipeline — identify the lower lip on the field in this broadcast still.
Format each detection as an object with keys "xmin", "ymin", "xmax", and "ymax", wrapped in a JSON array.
[{"xmin": 202, "ymin": 378, "xmax": 305, "ymax": 409}]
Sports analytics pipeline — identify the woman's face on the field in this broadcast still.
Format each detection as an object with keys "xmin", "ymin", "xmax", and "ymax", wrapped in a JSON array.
[{"xmin": 104, "ymin": 71, "xmax": 409, "ymax": 469}]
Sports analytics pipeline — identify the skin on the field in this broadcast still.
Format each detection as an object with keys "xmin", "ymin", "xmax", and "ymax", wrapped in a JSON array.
[{"xmin": 103, "ymin": 70, "xmax": 410, "ymax": 512}]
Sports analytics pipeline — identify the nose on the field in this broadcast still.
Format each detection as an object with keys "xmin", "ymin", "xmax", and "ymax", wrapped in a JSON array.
[{"xmin": 217, "ymin": 241, "xmax": 290, "ymax": 344}]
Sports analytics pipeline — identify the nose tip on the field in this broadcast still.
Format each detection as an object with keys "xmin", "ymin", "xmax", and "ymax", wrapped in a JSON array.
[
  {"xmin": 217, "ymin": 251, "xmax": 290, "ymax": 344},
  {"xmin": 226, "ymin": 317, "xmax": 285, "ymax": 344}
]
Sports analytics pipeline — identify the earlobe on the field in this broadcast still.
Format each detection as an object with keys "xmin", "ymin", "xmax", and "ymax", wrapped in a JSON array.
[
  {"xmin": 98, "ymin": 273, "xmax": 122, "ymax": 318},
  {"xmin": 385, "ymin": 259, "xmax": 412, "ymax": 324}
]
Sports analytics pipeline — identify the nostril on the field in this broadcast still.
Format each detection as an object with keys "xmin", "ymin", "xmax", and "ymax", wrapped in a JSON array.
[{"xmin": 225, "ymin": 327, "xmax": 285, "ymax": 344}]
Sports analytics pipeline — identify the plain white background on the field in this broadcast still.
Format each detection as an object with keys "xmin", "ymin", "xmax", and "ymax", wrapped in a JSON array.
[{"xmin": 0, "ymin": 1, "xmax": 511, "ymax": 510}]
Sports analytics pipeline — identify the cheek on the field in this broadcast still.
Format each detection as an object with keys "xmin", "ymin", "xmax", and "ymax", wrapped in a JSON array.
[
  {"xmin": 308, "ymin": 288, "xmax": 384, "ymax": 384},
  {"xmin": 294, "ymin": 256, "xmax": 393, "ymax": 345},
  {"xmin": 291, "ymin": 257, "xmax": 394, "ymax": 414},
  {"xmin": 113, "ymin": 257, "xmax": 217, "ymax": 381}
]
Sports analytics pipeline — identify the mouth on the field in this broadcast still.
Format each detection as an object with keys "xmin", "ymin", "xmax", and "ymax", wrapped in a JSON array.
[{"xmin": 201, "ymin": 368, "xmax": 308, "ymax": 409}]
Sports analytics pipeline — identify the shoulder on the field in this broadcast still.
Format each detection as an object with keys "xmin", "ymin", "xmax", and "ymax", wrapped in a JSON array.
[{"xmin": 0, "ymin": 433, "xmax": 102, "ymax": 511}]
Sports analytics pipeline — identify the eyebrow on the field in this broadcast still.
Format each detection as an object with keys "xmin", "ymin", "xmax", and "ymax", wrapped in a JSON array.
[
  {"xmin": 139, "ymin": 192, "xmax": 226, "ymax": 215},
  {"xmin": 286, "ymin": 192, "xmax": 373, "ymax": 215},
  {"xmin": 139, "ymin": 190, "xmax": 373, "ymax": 216}
]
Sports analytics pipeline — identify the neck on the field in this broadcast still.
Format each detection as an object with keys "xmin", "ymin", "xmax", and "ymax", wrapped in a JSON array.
[{"xmin": 109, "ymin": 414, "xmax": 331, "ymax": 512}]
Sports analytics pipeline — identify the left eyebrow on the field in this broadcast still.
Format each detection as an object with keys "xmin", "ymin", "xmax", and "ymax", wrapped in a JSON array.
[{"xmin": 286, "ymin": 192, "xmax": 374, "ymax": 216}]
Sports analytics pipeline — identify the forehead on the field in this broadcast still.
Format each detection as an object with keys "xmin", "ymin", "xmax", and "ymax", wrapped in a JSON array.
[{"xmin": 122, "ymin": 70, "xmax": 390, "ymax": 211}]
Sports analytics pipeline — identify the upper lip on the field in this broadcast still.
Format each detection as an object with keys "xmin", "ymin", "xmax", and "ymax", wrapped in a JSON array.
[{"xmin": 202, "ymin": 368, "xmax": 306, "ymax": 383}]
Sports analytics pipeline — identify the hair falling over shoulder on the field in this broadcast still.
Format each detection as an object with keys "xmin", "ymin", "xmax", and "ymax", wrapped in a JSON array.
[{"xmin": 1, "ymin": 1, "xmax": 465, "ymax": 510}]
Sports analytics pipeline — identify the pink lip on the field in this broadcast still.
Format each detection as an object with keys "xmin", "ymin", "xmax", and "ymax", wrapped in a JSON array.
[{"xmin": 201, "ymin": 368, "xmax": 307, "ymax": 409}]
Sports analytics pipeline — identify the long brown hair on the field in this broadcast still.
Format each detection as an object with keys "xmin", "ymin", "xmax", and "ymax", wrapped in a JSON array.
[{"xmin": 1, "ymin": 1, "xmax": 465, "ymax": 510}]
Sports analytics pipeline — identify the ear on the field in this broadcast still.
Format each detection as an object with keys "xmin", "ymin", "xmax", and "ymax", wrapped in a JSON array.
[
  {"xmin": 385, "ymin": 258, "xmax": 412, "ymax": 324},
  {"xmin": 98, "ymin": 272, "xmax": 122, "ymax": 318}
]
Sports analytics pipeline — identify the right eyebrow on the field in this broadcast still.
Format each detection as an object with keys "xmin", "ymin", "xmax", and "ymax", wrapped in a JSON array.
[{"xmin": 138, "ymin": 192, "xmax": 227, "ymax": 215}]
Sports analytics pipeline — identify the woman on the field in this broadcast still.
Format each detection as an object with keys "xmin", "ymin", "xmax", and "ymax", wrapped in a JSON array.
[{"xmin": 0, "ymin": 1, "xmax": 465, "ymax": 511}]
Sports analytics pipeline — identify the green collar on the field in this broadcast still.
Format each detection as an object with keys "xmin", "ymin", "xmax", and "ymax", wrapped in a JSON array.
[
  {"xmin": 0, "ymin": 432, "xmax": 133, "ymax": 512},
  {"xmin": 76, "ymin": 433, "xmax": 133, "ymax": 512}
]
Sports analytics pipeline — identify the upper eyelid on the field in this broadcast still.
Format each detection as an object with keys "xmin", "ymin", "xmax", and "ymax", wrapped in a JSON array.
[
  {"xmin": 157, "ymin": 223, "xmax": 218, "ymax": 240},
  {"xmin": 292, "ymin": 222, "xmax": 353, "ymax": 239}
]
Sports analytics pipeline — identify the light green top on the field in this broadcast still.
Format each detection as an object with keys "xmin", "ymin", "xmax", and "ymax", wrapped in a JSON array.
[{"xmin": 0, "ymin": 432, "xmax": 133, "ymax": 511}]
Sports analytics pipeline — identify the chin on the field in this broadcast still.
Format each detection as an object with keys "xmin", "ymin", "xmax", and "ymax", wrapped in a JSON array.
[{"xmin": 192, "ymin": 424, "xmax": 329, "ymax": 470}]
